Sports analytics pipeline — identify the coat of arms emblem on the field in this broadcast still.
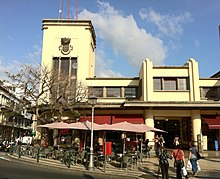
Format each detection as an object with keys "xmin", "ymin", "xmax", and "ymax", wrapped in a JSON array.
[{"xmin": 59, "ymin": 37, "xmax": 73, "ymax": 55}]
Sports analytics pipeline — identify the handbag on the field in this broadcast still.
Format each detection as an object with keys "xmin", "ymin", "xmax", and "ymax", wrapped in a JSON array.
[
  {"xmin": 186, "ymin": 160, "xmax": 192, "ymax": 170},
  {"xmin": 182, "ymin": 166, "xmax": 188, "ymax": 176}
]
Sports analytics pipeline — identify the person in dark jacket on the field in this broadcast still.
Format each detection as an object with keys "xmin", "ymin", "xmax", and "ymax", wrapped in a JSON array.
[
  {"xmin": 145, "ymin": 139, "xmax": 151, "ymax": 158},
  {"xmin": 158, "ymin": 148, "xmax": 171, "ymax": 179}
]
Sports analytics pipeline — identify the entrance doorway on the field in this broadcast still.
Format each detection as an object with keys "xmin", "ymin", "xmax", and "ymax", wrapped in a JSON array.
[{"xmin": 155, "ymin": 119, "xmax": 180, "ymax": 148}]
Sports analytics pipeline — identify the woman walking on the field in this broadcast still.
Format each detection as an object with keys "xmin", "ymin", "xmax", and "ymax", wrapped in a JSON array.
[
  {"xmin": 188, "ymin": 142, "xmax": 199, "ymax": 176},
  {"xmin": 172, "ymin": 144, "xmax": 189, "ymax": 179}
]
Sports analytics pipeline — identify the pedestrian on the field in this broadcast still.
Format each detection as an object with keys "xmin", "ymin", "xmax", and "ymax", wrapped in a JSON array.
[
  {"xmin": 158, "ymin": 148, "xmax": 171, "ymax": 179},
  {"xmin": 188, "ymin": 142, "xmax": 199, "ymax": 176},
  {"xmin": 155, "ymin": 135, "xmax": 162, "ymax": 157},
  {"xmin": 145, "ymin": 139, "xmax": 151, "ymax": 158},
  {"xmin": 172, "ymin": 144, "xmax": 189, "ymax": 179},
  {"xmin": 173, "ymin": 134, "xmax": 180, "ymax": 146},
  {"xmin": 159, "ymin": 135, "xmax": 165, "ymax": 147}
]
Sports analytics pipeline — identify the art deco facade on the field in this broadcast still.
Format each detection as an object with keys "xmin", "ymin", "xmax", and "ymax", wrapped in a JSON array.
[{"xmin": 41, "ymin": 19, "xmax": 220, "ymax": 150}]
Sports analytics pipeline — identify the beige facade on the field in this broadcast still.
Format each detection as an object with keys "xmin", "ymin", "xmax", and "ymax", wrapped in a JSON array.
[{"xmin": 41, "ymin": 19, "xmax": 220, "ymax": 150}]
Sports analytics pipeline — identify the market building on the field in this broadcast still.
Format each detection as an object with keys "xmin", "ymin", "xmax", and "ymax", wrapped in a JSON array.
[{"xmin": 40, "ymin": 19, "xmax": 220, "ymax": 150}]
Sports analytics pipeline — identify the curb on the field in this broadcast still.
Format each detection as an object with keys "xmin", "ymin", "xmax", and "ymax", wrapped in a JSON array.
[{"xmin": 7, "ymin": 154, "xmax": 149, "ymax": 178}]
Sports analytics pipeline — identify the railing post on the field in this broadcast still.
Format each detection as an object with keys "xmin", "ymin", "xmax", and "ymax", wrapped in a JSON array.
[
  {"xmin": 9, "ymin": 145, "xmax": 13, "ymax": 155},
  {"xmin": 18, "ymin": 145, "xmax": 21, "ymax": 158},
  {"xmin": 37, "ymin": 147, "xmax": 40, "ymax": 163},
  {"xmin": 67, "ymin": 151, "xmax": 71, "ymax": 168}
]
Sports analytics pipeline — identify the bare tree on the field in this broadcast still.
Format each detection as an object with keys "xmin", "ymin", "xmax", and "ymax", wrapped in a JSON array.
[{"xmin": 6, "ymin": 64, "xmax": 89, "ymax": 126}]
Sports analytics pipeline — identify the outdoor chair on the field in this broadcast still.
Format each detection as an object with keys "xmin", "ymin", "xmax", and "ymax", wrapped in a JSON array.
[
  {"xmin": 48, "ymin": 146, "xmax": 54, "ymax": 152},
  {"xmin": 31, "ymin": 147, "xmax": 39, "ymax": 158},
  {"xmin": 121, "ymin": 155, "xmax": 132, "ymax": 170},
  {"xmin": 115, "ymin": 153, "xmax": 122, "ymax": 163},
  {"xmin": 69, "ymin": 149, "xmax": 78, "ymax": 164},
  {"xmin": 61, "ymin": 150, "xmax": 73, "ymax": 167},
  {"xmin": 38, "ymin": 147, "xmax": 46, "ymax": 159},
  {"xmin": 94, "ymin": 154, "xmax": 105, "ymax": 168},
  {"xmin": 41, "ymin": 148, "xmax": 53, "ymax": 158},
  {"xmin": 138, "ymin": 152, "xmax": 144, "ymax": 164},
  {"xmin": 111, "ymin": 151, "xmax": 116, "ymax": 160},
  {"xmin": 62, "ymin": 149, "xmax": 77, "ymax": 166},
  {"xmin": 77, "ymin": 150, "xmax": 86, "ymax": 164},
  {"xmin": 54, "ymin": 149, "xmax": 63, "ymax": 160},
  {"xmin": 21, "ymin": 145, "xmax": 29, "ymax": 156}
]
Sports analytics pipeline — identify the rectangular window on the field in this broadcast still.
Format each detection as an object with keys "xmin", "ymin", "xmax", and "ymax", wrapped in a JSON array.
[
  {"xmin": 52, "ymin": 57, "xmax": 78, "ymax": 101},
  {"xmin": 52, "ymin": 57, "xmax": 59, "ymax": 75},
  {"xmin": 153, "ymin": 77, "xmax": 189, "ymax": 91},
  {"xmin": 153, "ymin": 78, "xmax": 162, "ymax": 90},
  {"xmin": 178, "ymin": 78, "xmax": 188, "ymax": 90},
  {"xmin": 53, "ymin": 57, "xmax": 77, "ymax": 78},
  {"xmin": 60, "ymin": 58, "xmax": 70, "ymax": 77},
  {"xmin": 106, "ymin": 87, "xmax": 121, "ymax": 97},
  {"xmin": 200, "ymin": 87, "xmax": 220, "ymax": 100},
  {"xmin": 125, "ymin": 87, "xmax": 137, "ymax": 98},
  {"xmin": 164, "ymin": 78, "xmax": 177, "ymax": 90},
  {"xmin": 92, "ymin": 87, "xmax": 103, "ymax": 97}
]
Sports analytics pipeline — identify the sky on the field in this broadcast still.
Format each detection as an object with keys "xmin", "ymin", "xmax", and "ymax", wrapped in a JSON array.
[{"xmin": 0, "ymin": 0, "xmax": 220, "ymax": 79}]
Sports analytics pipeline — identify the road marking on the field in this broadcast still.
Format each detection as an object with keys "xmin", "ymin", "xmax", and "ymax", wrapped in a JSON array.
[{"xmin": 0, "ymin": 156, "xmax": 12, "ymax": 161}]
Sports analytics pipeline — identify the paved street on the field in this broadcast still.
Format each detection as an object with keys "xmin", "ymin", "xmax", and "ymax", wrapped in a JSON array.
[
  {"xmin": 143, "ymin": 150, "xmax": 220, "ymax": 179},
  {"xmin": 1, "ymin": 151, "xmax": 220, "ymax": 179},
  {"xmin": 0, "ymin": 152, "xmax": 130, "ymax": 179}
]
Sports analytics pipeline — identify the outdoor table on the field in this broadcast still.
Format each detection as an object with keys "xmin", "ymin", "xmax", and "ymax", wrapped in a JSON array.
[
  {"xmin": 121, "ymin": 154, "xmax": 132, "ymax": 169},
  {"xmin": 126, "ymin": 153, "xmax": 138, "ymax": 169},
  {"xmin": 94, "ymin": 153, "xmax": 105, "ymax": 168}
]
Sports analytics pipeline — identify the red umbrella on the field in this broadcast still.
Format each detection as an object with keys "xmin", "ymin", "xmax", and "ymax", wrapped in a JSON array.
[
  {"xmin": 65, "ymin": 121, "xmax": 89, "ymax": 130},
  {"xmin": 133, "ymin": 123, "xmax": 167, "ymax": 133},
  {"xmin": 82, "ymin": 120, "xmax": 102, "ymax": 130},
  {"xmin": 99, "ymin": 121, "xmax": 141, "ymax": 133}
]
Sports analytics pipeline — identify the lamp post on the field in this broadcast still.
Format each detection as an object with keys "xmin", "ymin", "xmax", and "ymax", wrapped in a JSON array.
[{"xmin": 88, "ymin": 94, "xmax": 97, "ymax": 170}]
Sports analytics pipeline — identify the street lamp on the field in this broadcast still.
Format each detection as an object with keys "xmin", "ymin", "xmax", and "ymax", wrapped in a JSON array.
[{"xmin": 88, "ymin": 94, "xmax": 97, "ymax": 170}]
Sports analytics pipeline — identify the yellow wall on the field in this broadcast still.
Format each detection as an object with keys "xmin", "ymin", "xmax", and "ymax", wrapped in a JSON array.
[
  {"xmin": 41, "ymin": 19, "xmax": 96, "ymax": 82},
  {"xmin": 199, "ymin": 79, "xmax": 220, "ymax": 86},
  {"xmin": 152, "ymin": 91, "xmax": 190, "ymax": 101},
  {"xmin": 140, "ymin": 58, "xmax": 200, "ymax": 102}
]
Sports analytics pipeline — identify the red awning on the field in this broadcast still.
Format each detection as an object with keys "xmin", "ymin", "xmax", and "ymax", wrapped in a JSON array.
[
  {"xmin": 112, "ymin": 115, "xmax": 144, "ymax": 124},
  {"xmin": 79, "ymin": 116, "xmax": 111, "ymax": 124},
  {"xmin": 204, "ymin": 117, "xmax": 220, "ymax": 129}
]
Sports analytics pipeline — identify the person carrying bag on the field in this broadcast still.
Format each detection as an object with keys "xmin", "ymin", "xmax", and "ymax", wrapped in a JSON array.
[
  {"xmin": 172, "ymin": 144, "xmax": 189, "ymax": 179},
  {"xmin": 188, "ymin": 142, "xmax": 200, "ymax": 176}
]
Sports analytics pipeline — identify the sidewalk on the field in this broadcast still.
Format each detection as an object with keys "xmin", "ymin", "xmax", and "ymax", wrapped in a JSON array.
[{"xmin": 7, "ymin": 150, "xmax": 220, "ymax": 179}]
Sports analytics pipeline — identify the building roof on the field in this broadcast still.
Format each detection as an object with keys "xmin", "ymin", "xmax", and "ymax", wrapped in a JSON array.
[{"xmin": 210, "ymin": 71, "xmax": 220, "ymax": 78}]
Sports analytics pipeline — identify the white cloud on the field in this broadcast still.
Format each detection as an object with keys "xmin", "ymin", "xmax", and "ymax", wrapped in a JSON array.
[
  {"xmin": 79, "ymin": 1, "xmax": 167, "ymax": 76},
  {"xmin": 168, "ymin": 40, "xmax": 182, "ymax": 50},
  {"xmin": 139, "ymin": 8, "xmax": 193, "ymax": 37},
  {"xmin": 25, "ymin": 45, "xmax": 42, "ymax": 64},
  {"xmin": 0, "ymin": 45, "xmax": 42, "ymax": 81},
  {"xmin": 0, "ymin": 56, "xmax": 22, "ymax": 81},
  {"xmin": 95, "ymin": 48, "xmax": 124, "ymax": 77}
]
